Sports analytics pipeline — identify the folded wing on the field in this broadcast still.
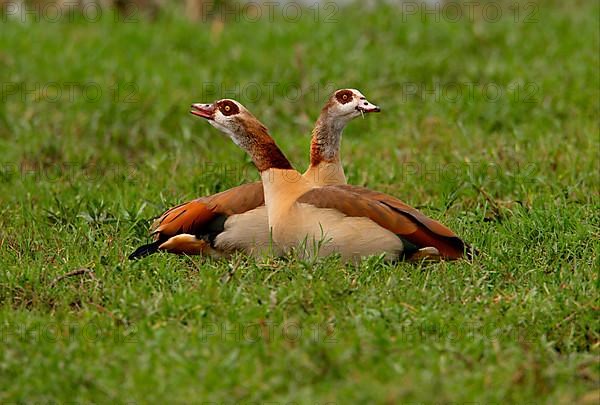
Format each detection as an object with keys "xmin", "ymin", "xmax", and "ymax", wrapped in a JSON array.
[
  {"xmin": 296, "ymin": 185, "xmax": 467, "ymax": 259},
  {"xmin": 129, "ymin": 182, "xmax": 264, "ymax": 259},
  {"xmin": 151, "ymin": 181, "xmax": 264, "ymax": 238}
]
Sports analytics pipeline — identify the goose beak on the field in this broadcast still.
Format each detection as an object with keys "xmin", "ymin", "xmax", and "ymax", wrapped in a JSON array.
[
  {"xmin": 190, "ymin": 103, "xmax": 216, "ymax": 120},
  {"xmin": 356, "ymin": 100, "xmax": 381, "ymax": 114}
]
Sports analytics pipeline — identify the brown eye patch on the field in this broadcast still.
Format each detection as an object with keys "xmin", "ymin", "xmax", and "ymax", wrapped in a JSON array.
[
  {"xmin": 335, "ymin": 90, "xmax": 353, "ymax": 104},
  {"xmin": 217, "ymin": 100, "xmax": 240, "ymax": 116}
]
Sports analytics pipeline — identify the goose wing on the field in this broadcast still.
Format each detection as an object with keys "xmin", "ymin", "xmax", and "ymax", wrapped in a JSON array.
[{"xmin": 296, "ymin": 185, "xmax": 466, "ymax": 259}]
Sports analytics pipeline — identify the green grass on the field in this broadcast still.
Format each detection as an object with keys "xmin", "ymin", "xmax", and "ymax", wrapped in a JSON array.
[{"xmin": 0, "ymin": 1, "xmax": 599, "ymax": 403}]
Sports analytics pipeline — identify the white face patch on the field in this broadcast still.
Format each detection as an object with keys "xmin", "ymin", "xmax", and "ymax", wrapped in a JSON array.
[
  {"xmin": 330, "ymin": 89, "xmax": 379, "ymax": 122},
  {"xmin": 210, "ymin": 109, "xmax": 242, "ymax": 145}
]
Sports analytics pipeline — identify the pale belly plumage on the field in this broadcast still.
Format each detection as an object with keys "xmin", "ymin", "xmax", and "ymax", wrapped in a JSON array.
[
  {"xmin": 215, "ymin": 205, "xmax": 281, "ymax": 257},
  {"xmin": 271, "ymin": 203, "xmax": 404, "ymax": 261}
]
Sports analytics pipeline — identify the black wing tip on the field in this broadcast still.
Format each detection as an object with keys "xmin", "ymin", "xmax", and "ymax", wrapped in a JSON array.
[
  {"xmin": 451, "ymin": 237, "xmax": 480, "ymax": 260},
  {"xmin": 128, "ymin": 240, "xmax": 162, "ymax": 260}
]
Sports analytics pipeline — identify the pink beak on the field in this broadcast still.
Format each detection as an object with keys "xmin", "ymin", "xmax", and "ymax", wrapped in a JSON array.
[{"xmin": 190, "ymin": 103, "xmax": 216, "ymax": 120}]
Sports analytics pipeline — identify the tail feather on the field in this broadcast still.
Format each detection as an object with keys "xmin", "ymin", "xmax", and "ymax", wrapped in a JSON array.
[{"xmin": 129, "ymin": 240, "xmax": 162, "ymax": 260}]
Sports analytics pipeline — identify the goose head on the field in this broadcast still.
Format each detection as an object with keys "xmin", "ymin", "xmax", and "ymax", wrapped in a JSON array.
[
  {"xmin": 324, "ymin": 89, "xmax": 380, "ymax": 122},
  {"xmin": 190, "ymin": 99, "xmax": 293, "ymax": 172},
  {"xmin": 190, "ymin": 99, "xmax": 269, "ymax": 148}
]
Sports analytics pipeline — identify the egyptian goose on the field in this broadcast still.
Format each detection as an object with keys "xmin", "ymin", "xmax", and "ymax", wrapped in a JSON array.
[
  {"xmin": 128, "ymin": 90, "xmax": 380, "ymax": 259},
  {"xmin": 187, "ymin": 99, "xmax": 469, "ymax": 261}
]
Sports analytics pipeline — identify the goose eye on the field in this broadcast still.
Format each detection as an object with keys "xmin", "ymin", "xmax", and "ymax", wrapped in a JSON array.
[
  {"xmin": 336, "ymin": 90, "xmax": 353, "ymax": 104},
  {"xmin": 219, "ymin": 101, "xmax": 239, "ymax": 116}
]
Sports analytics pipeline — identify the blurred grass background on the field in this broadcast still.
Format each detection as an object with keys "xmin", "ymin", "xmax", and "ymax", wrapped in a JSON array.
[{"xmin": 0, "ymin": 0, "xmax": 598, "ymax": 403}]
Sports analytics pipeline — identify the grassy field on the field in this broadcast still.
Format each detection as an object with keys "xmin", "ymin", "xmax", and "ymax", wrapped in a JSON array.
[{"xmin": 0, "ymin": 0, "xmax": 598, "ymax": 403}]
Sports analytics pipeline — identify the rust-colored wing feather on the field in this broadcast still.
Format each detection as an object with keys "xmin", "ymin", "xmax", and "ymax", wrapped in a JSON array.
[
  {"xmin": 151, "ymin": 181, "xmax": 264, "ymax": 238},
  {"xmin": 297, "ymin": 185, "xmax": 467, "ymax": 259},
  {"xmin": 336, "ymin": 185, "xmax": 459, "ymax": 238},
  {"xmin": 130, "ymin": 182, "xmax": 265, "ymax": 260}
]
